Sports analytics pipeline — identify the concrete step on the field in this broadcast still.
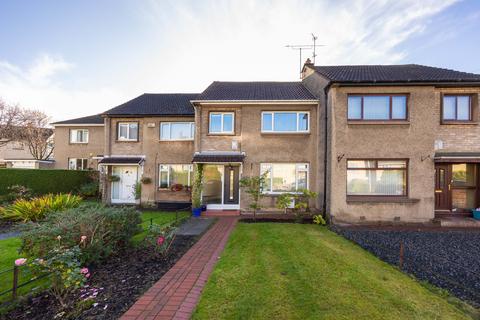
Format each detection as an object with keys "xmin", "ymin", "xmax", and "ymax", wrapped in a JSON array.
[
  {"xmin": 202, "ymin": 210, "xmax": 241, "ymax": 217},
  {"xmin": 436, "ymin": 216, "xmax": 480, "ymax": 228}
]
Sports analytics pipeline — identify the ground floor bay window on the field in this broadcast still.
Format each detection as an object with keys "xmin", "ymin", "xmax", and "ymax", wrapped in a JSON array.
[
  {"xmin": 347, "ymin": 160, "xmax": 407, "ymax": 197},
  {"xmin": 260, "ymin": 163, "xmax": 309, "ymax": 193}
]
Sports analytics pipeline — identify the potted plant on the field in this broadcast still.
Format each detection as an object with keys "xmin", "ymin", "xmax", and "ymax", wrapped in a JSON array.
[
  {"xmin": 108, "ymin": 175, "xmax": 120, "ymax": 182},
  {"xmin": 133, "ymin": 182, "xmax": 141, "ymax": 205},
  {"xmin": 191, "ymin": 164, "xmax": 203, "ymax": 217},
  {"xmin": 473, "ymin": 207, "xmax": 480, "ymax": 220},
  {"xmin": 141, "ymin": 176, "xmax": 152, "ymax": 184}
]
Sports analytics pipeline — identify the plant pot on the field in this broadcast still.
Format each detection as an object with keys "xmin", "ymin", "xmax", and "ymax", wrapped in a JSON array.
[
  {"xmin": 472, "ymin": 210, "xmax": 480, "ymax": 220},
  {"xmin": 201, "ymin": 205, "xmax": 207, "ymax": 212},
  {"xmin": 192, "ymin": 207, "xmax": 202, "ymax": 217}
]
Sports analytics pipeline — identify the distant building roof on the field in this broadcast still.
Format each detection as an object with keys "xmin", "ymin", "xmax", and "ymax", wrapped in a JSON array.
[
  {"xmin": 192, "ymin": 151, "xmax": 245, "ymax": 163},
  {"xmin": 311, "ymin": 64, "xmax": 480, "ymax": 84},
  {"xmin": 195, "ymin": 82, "xmax": 316, "ymax": 101},
  {"xmin": 52, "ymin": 114, "xmax": 104, "ymax": 125},
  {"xmin": 103, "ymin": 93, "xmax": 197, "ymax": 116}
]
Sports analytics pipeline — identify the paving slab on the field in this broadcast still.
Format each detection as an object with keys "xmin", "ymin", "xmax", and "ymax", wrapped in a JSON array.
[{"xmin": 176, "ymin": 217, "xmax": 215, "ymax": 236}]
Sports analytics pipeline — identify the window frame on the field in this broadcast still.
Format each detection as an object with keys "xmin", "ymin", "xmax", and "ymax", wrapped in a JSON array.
[
  {"xmin": 160, "ymin": 122, "xmax": 195, "ymax": 141},
  {"xmin": 441, "ymin": 94, "xmax": 473, "ymax": 123},
  {"xmin": 260, "ymin": 163, "xmax": 309, "ymax": 194},
  {"xmin": 68, "ymin": 158, "xmax": 88, "ymax": 170},
  {"xmin": 347, "ymin": 94, "xmax": 409, "ymax": 121},
  {"xmin": 208, "ymin": 112, "xmax": 235, "ymax": 135},
  {"xmin": 117, "ymin": 122, "xmax": 139, "ymax": 141},
  {"xmin": 69, "ymin": 129, "xmax": 89, "ymax": 144},
  {"xmin": 158, "ymin": 164, "xmax": 193, "ymax": 189},
  {"xmin": 346, "ymin": 158, "xmax": 409, "ymax": 198},
  {"xmin": 261, "ymin": 111, "xmax": 310, "ymax": 133}
]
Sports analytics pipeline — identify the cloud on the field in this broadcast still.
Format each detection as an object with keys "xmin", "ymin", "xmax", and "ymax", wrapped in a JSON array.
[
  {"xmin": 0, "ymin": 0, "xmax": 460, "ymax": 121},
  {"xmin": 0, "ymin": 54, "xmax": 127, "ymax": 122}
]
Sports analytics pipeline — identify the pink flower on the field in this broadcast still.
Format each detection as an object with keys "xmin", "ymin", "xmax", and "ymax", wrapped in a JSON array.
[
  {"xmin": 81, "ymin": 267, "xmax": 89, "ymax": 275},
  {"xmin": 80, "ymin": 235, "xmax": 87, "ymax": 242},
  {"xmin": 85, "ymin": 273, "xmax": 91, "ymax": 278},
  {"xmin": 157, "ymin": 236, "xmax": 165, "ymax": 246},
  {"xmin": 15, "ymin": 258, "xmax": 27, "ymax": 266}
]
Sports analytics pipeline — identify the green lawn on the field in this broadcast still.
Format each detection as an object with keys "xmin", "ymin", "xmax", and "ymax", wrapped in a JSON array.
[
  {"xmin": 132, "ymin": 210, "xmax": 190, "ymax": 243},
  {"xmin": 193, "ymin": 223, "xmax": 477, "ymax": 320}
]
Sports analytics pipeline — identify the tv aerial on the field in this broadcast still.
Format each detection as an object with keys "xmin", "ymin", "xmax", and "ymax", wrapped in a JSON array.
[{"xmin": 286, "ymin": 33, "xmax": 325, "ymax": 77}]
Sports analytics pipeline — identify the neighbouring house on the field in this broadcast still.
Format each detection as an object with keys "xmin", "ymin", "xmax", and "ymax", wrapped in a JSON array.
[
  {"xmin": 98, "ymin": 93, "xmax": 197, "ymax": 207},
  {"xmin": 53, "ymin": 63, "xmax": 480, "ymax": 223},
  {"xmin": 0, "ymin": 131, "xmax": 54, "ymax": 169},
  {"xmin": 51, "ymin": 114, "xmax": 105, "ymax": 170},
  {"xmin": 302, "ymin": 61, "xmax": 480, "ymax": 223}
]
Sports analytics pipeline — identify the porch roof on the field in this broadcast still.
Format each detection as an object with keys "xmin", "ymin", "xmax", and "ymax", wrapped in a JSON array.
[
  {"xmin": 98, "ymin": 157, "xmax": 144, "ymax": 165},
  {"xmin": 192, "ymin": 152, "xmax": 245, "ymax": 163},
  {"xmin": 434, "ymin": 152, "xmax": 480, "ymax": 163}
]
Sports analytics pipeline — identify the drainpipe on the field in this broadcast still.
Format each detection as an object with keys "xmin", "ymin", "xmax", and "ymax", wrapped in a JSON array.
[{"xmin": 322, "ymin": 87, "xmax": 329, "ymax": 220}]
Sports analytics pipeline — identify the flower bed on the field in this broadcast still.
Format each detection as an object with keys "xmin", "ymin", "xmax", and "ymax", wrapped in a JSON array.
[{"xmin": 3, "ymin": 235, "xmax": 197, "ymax": 320}]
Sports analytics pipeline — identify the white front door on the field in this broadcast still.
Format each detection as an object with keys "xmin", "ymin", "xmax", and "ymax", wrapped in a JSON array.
[{"xmin": 111, "ymin": 166, "xmax": 138, "ymax": 204}]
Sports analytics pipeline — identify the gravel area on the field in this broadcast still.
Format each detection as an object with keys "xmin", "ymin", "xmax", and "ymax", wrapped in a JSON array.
[{"xmin": 332, "ymin": 226, "xmax": 480, "ymax": 307}]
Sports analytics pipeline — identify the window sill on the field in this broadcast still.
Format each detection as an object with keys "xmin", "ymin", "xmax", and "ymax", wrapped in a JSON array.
[
  {"xmin": 347, "ymin": 120, "xmax": 409, "ymax": 125},
  {"xmin": 346, "ymin": 196, "xmax": 419, "ymax": 204},
  {"xmin": 440, "ymin": 121, "xmax": 478, "ymax": 125},
  {"xmin": 261, "ymin": 132, "xmax": 310, "ymax": 135},
  {"xmin": 207, "ymin": 133, "xmax": 235, "ymax": 136},
  {"xmin": 159, "ymin": 139, "xmax": 194, "ymax": 142},
  {"xmin": 116, "ymin": 140, "xmax": 139, "ymax": 143},
  {"xmin": 69, "ymin": 142, "xmax": 89, "ymax": 144}
]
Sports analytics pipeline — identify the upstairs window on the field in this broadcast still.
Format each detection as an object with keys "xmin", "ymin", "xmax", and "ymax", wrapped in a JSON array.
[
  {"xmin": 209, "ymin": 112, "xmax": 234, "ymax": 134},
  {"xmin": 160, "ymin": 122, "xmax": 194, "ymax": 140},
  {"xmin": 262, "ymin": 112, "xmax": 309, "ymax": 133},
  {"xmin": 118, "ymin": 122, "xmax": 138, "ymax": 141},
  {"xmin": 347, "ymin": 159, "xmax": 407, "ymax": 196},
  {"xmin": 70, "ymin": 129, "xmax": 89, "ymax": 143},
  {"xmin": 348, "ymin": 95, "xmax": 407, "ymax": 120},
  {"xmin": 442, "ymin": 95, "xmax": 472, "ymax": 122}
]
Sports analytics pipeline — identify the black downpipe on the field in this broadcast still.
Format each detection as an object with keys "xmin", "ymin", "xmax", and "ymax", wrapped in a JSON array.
[{"xmin": 322, "ymin": 88, "xmax": 329, "ymax": 220}]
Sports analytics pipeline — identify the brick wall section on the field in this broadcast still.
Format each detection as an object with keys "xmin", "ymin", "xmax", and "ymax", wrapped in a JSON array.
[{"xmin": 120, "ymin": 217, "xmax": 238, "ymax": 320}]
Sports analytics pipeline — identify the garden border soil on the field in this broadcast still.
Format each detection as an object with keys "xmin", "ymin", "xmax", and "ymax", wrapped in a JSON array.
[{"xmin": 1, "ymin": 235, "xmax": 199, "ymax": 320}]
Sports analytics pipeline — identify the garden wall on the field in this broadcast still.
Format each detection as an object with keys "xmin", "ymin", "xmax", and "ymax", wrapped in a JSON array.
[{"xmin": 0, "ymin": 169, "xmax": 98, "ymax": 195}]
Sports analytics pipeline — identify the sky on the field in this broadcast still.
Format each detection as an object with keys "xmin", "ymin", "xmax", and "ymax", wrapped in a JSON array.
[{"xmin": 0, "ymin": 0, "xmax": 479, "ymax": 122}]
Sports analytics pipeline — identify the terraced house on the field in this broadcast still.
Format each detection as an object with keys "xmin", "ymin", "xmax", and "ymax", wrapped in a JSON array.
[{"xmin": 53, "ymin": 63, "xmax": 480, "ymax": 224}]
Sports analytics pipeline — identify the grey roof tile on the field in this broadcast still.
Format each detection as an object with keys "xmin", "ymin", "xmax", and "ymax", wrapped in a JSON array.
[{"xmin": 196, "ymin": 82, "xmax": 316, "ymax": 101}]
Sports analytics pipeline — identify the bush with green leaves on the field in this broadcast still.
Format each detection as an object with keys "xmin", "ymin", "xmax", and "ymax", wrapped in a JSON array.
[
  {"xmin": 240, "ymin": 171, "xmax": 268, "ymax": 220},
  {"xmin": 144, "ymin": 224, "xmax": 177, "ymax": 257},
  {"xmin": 29, "ymin": 245, "xmax": 87, "ymax": 306},
  {"xmin": 5, "ymin": 185, "xmax": 33, "ymax": 202},
  {"xmin": 1, "ymin": 193, "xmax": 82, "ymax": 222},
  {"xmin": 78, "ymin": 182, "xmax": 99, "ymax": 198},
  {"xmin": 276, "ymin": 193, "xmax": 294, "ymax": 214},
  {"xmin": 20, "ymin": 204, "xmax": 142, "ymax": 264},
  {"xmin": 293, "ymin": 188, "xmax": 317, "ymax": 213},
  {"xmin": 313, "ymin": 214, "xmax": 326, "ymax": 225}
]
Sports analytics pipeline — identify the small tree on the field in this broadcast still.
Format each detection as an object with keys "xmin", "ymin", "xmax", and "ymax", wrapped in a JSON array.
[
  {"xmin": 239, "ymin": 171, "xmax": 268, "ymax": 221},
  {"xmin": 292, "ymin": 189, "xmax": 318, "ymax": 220},
  {"xmin": 276, "ymin": 193, "xmax": 294, "ymax": 214},
  {"xmin": 191, "ymin": 164, "xmax": 203, "ymax": 208}
]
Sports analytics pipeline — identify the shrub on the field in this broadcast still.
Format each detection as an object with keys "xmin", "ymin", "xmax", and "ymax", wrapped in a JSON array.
[
  {"xmin": 239, "ymin": 171, "xmax": 268, "ymax": 220},
  {"xmin": 78, "ymin": 182, "xmax": 99, "ymax": 198},
  {"xmin": 21, "ymin": 204, "xmax": 142, "ymax": 265},
  {"xmin": 276, "ymin": 193, "xmax": 294, "ymax": 214},
  {"xmin": 0, "ymin": 169, "xmax": 98, "ymax": 196},
  {"xmin": 144, "ymin": 224, "xmax": 177, "ymax": 257},
  {"xmin": 313, "ymin": 214, "xmax": 326, "ymax": 225},
  {"xmin": 1, "ymin": 193, "xmax": 82, "ymax": 222},
  {"xmin": 293, "ymin": 189, "xmax": 317, "ymax": 213},
  {"xmin": 30, "ymin": 245, "xmax": 87, "ymax": 306},
  {"xmin": 5, "ymin": 185, "xmax": 33, "ymax": 202}
]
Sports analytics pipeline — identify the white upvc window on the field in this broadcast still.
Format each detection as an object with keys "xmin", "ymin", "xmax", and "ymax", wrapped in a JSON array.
[
  {"xmin": 70, "ymin": 129, "xmax": 89, "ymax": 143},
  {"xmin": 159, "ymin": 164, "xmax": 193, "ymax": 189},
  {"xmin": 118, "ymin": 122, "xmax": 138, "ymax": 141},
  {"xmin": 260, "ymin": 163, "xmax": 309, "ymax": 194},
  {"xmin": 68, "ymin": 158, "xmax": 88, "ymax": 170},
  {"xmin": 160, "ymin": 122, "xmax": 194, "ymax": 140},
  {"xmin": 261, "ymin": 111, "xmax": 309, "ymax": 133},
  {"xmin": 209, "ymin": 112, "xmax": 234, "ymax": 134}
]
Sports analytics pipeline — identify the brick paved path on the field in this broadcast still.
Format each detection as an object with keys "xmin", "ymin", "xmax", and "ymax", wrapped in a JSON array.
[{"xmin": 121, "ymin": 216, "xmax": 238, "ymax": 320}]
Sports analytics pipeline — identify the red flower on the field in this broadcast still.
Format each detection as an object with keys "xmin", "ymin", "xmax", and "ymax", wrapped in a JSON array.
[{"xmin": 157, "ymin": 236, "xmax": 165, "ymax": 246}]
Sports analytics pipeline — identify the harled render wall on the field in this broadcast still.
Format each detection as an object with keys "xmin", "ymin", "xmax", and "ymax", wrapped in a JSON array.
[
  {"xmin": 195, "ymin": 103, "xmax": 321, "ymax": 211},
  {"xmin": 53, "ymin": 125, "xmax": 105, "ymax": 169},
  {"xmin": 105, "ymin": 116, "xmax": 195, "ymax": 205}
]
